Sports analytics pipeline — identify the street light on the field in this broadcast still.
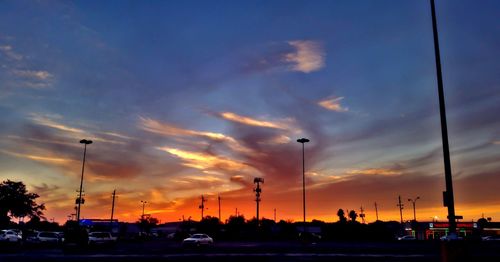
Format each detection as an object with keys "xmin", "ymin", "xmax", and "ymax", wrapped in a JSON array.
[
  {"xmin": 408, "ymin": 197, "xmax": 420, "ymax": 221},
  {"xmin": 77, "ymin": 139, "xmax": 92, "ymax": 223},
  {"xmin": 297, "ymin": 138, "xmax": 310, "ymax": 226},
  {"xmin": 141, "ymin": 200, "xmax": 147, "ymax": 219}
]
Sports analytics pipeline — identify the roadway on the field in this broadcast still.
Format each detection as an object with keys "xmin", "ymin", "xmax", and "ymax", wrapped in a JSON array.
[{"xmin": 1, "ymin": 239, "xmax": 499, "ymax": 261}]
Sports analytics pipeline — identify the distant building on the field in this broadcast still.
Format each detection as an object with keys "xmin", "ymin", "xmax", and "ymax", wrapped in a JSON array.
[{"xmin": 405, "ymin": 221, "xmax": 478, "ymax": 240}]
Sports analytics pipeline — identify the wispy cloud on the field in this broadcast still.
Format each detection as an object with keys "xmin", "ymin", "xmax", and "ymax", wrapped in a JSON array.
[
  {"xmin": 29, "ymin": 114, "xmax": 84, "ymax": 134},
  {"xmin": 0, "ymin": 149, "xmax": 73, "ymax": 164},
  {"xmin": 218, "ymin": 112, "xmax": 289, "ymax": 130},
  {"xmin": 139, "ymin": 117, "xmax": 253, "ymax": 154},
  {"xmin": 140, "ymin": 117, "xmax": 227, "ymax": 140},
  {"xmin": 0, "ymin": 45, "xmax": 23, "ymax": 61},
  {"xmin": 258, "ymin": 135, "xmax": 291, "ymax": 145},
  {"xmin": 13, "ymin": 69, "xmax": 53, "ymax": 80},
  {"xmin": 318, "ymin": 96, "xmax": 349, "ymax": 112},
  {"xmin": 347, "ymin": 168, "xmax": 402, "ymax": 176},
  {"xmin": 285, "ymin": 40, "xmax": 325, "ymax": 73}
]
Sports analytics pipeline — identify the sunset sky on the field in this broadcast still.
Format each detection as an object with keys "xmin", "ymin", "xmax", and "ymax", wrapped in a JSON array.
[{"xmin": 0, "ymin": 0, "xmax": 499, "ymax": 224}]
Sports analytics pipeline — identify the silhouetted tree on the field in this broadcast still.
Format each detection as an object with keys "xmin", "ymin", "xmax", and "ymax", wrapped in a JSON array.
[
  {"xmin": 227, "ymin": 215, "xmax": 245, "ymax": 227},
  {"xmin": 198, "ymin": 216, "xmax": 221, "ymax": 237},
  {"xmin": 0, "ymin": 180, "xmax": 45, "ymax": 227},
  {"xmin": 137, "ymin": 215, "xmax": 158, "ymax": 233},
  {"xmin": 25, "ymin": 217, "xmax": 60, "ymax": 231},
  {"xmin": 337, "ymin": 209, "xmax": 347, "ymax": 223},
  {"xmin": 477, "ymin": 218, "xmax": 488, "ymax": 230},
  {"xmin": 348, "ymin": 210, "xmax": 358, "ymax": 222}
]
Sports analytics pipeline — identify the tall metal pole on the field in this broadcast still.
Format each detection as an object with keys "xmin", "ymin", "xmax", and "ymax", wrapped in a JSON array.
[
  {"xmin": 374, "ymin": 202, "xmax": 379, "ymax": 221},
  {"xmin": 218, "ymin": 195, "xmax": 221, "ymax": 222},
  {"xmin": 110, "ymin": 189, "xmax": 116, "ymax": 222},
  {"xmin": 302, "ymin": 142, "xmax": 305, "ymax": 224},
  {"xmin": 430, "ymin": 0, "xmax": 457, "ymax": 235},
  {"xmin": 77, "ymin": 139, "xmax": 92, "ymax": 223},
  {"xmin": 297, "ymin": 138, "xmax": 310, "ymax": 227}
]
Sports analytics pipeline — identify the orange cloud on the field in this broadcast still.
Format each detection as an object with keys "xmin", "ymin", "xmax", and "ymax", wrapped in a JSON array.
[
  {"xmin": 318, "ymin": 97, "xmax": 349, "ymax": 112},
  {"xmin": 347, "ymin": 168, "xmax": 402, "ymax": 176},
  {"xmin": 156, "ymin": 147, "xmax": 250, "ymax": 172}
]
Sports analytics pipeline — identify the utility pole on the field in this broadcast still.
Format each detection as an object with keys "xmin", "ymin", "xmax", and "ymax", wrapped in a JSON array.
[
  {"xmin": 374, "ymin": 202, "xmax": 379, "ymax": 221},
  {"xmin": 199, "ymin": 195, "xmax": 207, "ymax": 221},
  {"xmin": 359, "ymin": 206, "xmax": 366, "ymax": 224},
  {"xmin": 253, "ymin": 178, "xmax": 264, "ymax": 223},
  {"xmin": 110, "ymin": 189, "xmax": 116, "ymax": 223},
  {"xmin": 397, "ymin": 195, "xmax": 404, "ymax": 224},
  {"xmin": 218, "ymin": 194, "xmax": 221, "ymax": 222},
  {"xmin": 141, "ymin": 200, "xmax": 147, "ymax": 219},
  {"xmin": 430, "ymin": 0, "xmax": 457, "ymax": 236}
]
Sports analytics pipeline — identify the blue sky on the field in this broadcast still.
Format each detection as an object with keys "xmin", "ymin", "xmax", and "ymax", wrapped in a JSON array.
[{"xmin": 0, "ymin": 0, "xmax": 499, "ymax": 223}]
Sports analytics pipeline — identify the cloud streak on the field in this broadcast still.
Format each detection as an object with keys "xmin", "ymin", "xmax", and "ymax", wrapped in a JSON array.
[
  {"xmin": 218, "ymin": 112, "xmax": 290, "ymax": 130},
  {"xmin": 318, "ymin": 96, "xmax": 349, "ymax": 112},
  {"xmin": 139, "ymin": 117, "xmax": 253, "ymax": 154},
  {"xmin": 13, "ymin": 69, "xmax": 53, "ymax": 80},
  {"xmin": 156, "ymin": 146, "xmax": 250, "ymax": 172},
  {"xmin": 0, "ymin": 45, "xmax": 23, "ymax": 61},
  {"xmin": 30, "ymin": 114, "xmax": 85, "ymax": 134},
  {"xmin": 347, "ymin": 168, "xmax": 402, "ymax": 176}
]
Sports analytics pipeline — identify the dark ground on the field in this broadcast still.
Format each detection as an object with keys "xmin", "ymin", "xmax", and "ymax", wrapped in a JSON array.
[{"xmin": 1, "ymin": 239, "xmax": 499, "ymax": 261}]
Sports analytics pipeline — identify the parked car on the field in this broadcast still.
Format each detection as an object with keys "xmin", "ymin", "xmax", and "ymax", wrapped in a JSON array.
[
  {"xmin": 397, "ymin": 235, "xmax": 416, "ymax": 241},
  {"xmin": 26, "ymin": 231, "xmax": 62, "ymax": 244},
  {"xmin": 182, "ymin": 234, "xmax": 213, "ymax": 247},
  {"xmin": 440, "ymin": 234, "xmax": 463, "ymax": 241},
  {"xmin": 482, "ymin": 235, "xmax": 500, "ymax": 241},
  {"xmin": 0, "ymin": 230, "xmax": 22, "ymax": 243},
  {"xmin": 88, "ymin": 232, "xmax": 116, "ymax": 246},
  {"xmin": 298, "ymin": 232, "xmax": 322, "ymax": 243}
]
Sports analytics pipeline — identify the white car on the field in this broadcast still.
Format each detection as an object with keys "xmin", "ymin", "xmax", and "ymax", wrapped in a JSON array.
[
  {"xmin": 0, "ymin": 230, "xmax": 22, "ymax": 243},
  {"xmin": 482, "ymin": 236, "xmax": 500, "ymax": 241},
  {"xmin": 26, "ymin": 231, "xmax": 61, "ymax": 244},
  {"xmin": 182, "ymin": 234, "xmax": 213, "ymax": 247},
  {"xmin": 397, "ymin": 235, "xmax": 416, "ymax": 241},
  {"xmin": 88, "ymin": 232, "xmax": 116, "ymax": 246}
]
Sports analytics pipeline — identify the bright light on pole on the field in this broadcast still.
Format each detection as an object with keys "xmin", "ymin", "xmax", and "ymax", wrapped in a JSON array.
[
  {"xmin": 408, "ymin": 197, "xmax": 420, "ymax": 221},
  {"xmin": 77, "ymin": 139, "xmax": 92, "ymax": 223}
]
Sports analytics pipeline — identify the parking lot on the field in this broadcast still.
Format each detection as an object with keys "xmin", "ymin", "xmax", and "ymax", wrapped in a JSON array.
[{"xmin": 1, "ymin": 238, "xmax": 500, "ymax": 262}]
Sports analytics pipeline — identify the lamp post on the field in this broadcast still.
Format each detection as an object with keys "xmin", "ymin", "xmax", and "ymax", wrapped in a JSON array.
[
  {"xmin": 77, "ymin": 139, "xmax": 92, "ymax": 223},
  {"xmin": 408, "ymin": 197, "xmax": 420, "ymax": 221},
  {"xmin": 430, "ymin": 0, "xmax": 457, "ymax": 236},
  {"xmin": 297, "ymin": 138, "xmax": 310, "ymax": 226}
]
